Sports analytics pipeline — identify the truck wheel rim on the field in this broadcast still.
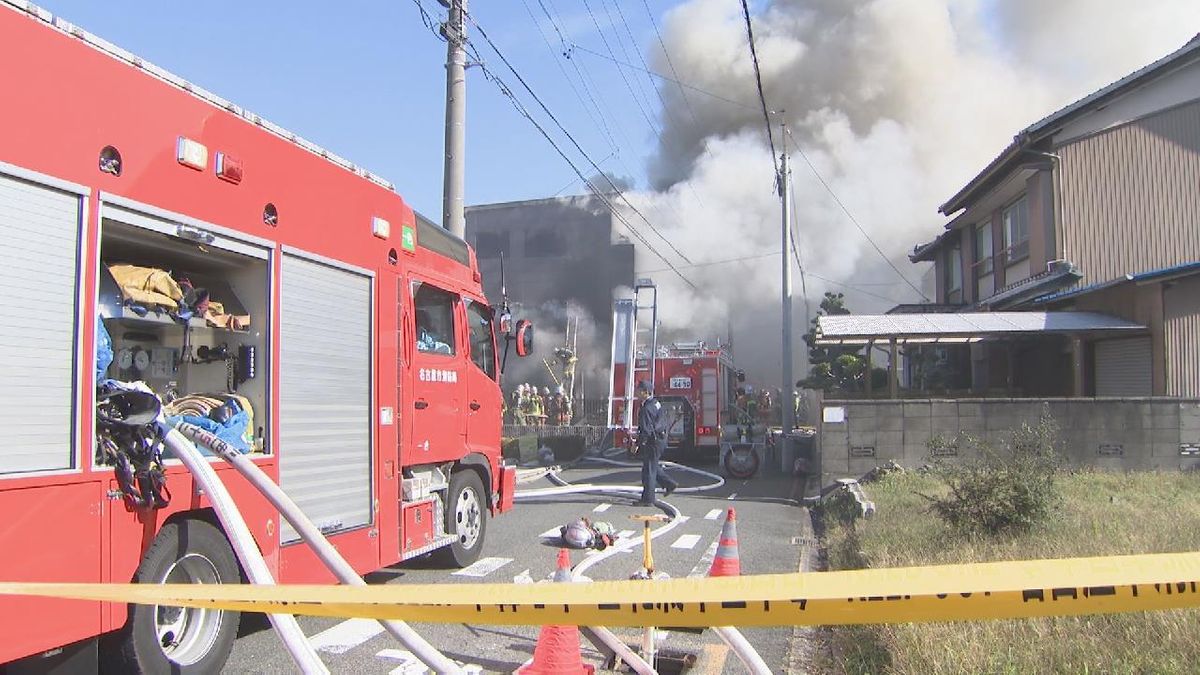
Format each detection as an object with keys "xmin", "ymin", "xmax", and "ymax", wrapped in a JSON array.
[
  {"xmin": 455, "ymin": 486, "xmax": 482, "ymax": 550},
  {"xmin": 155, "ymin": 553, "xmax": 223, "ymax": 665}
]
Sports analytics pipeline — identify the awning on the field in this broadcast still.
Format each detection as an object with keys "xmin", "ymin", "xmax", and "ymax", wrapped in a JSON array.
[{"xmin": 815, "ymin": 311, "xmax": 1146, "ymax": 345}]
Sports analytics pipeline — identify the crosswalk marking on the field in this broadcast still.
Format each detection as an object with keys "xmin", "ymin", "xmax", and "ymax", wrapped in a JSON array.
[
  {"xmin": 671, "ymin": 534, "xmax": 701, "ymax": 550},
  {"xmin": 451, "ymin": 556, "xmax": 512, "ymax": 578},
  {"xmin": 704, "ymin": 508, "xmax": 722, "ymax": 520},
  {"xmin": 539, "ymin": 526, "xmax": 562, "ymax": 539},
  {"xmin": 309, "ymin": 618, "xmax": 384, "ymax": 654},
  {"xmin": 592, "ymin": 503, "xmax": 611, "ymax": 512}
]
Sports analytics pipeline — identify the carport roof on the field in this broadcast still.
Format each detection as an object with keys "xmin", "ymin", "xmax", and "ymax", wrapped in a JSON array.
[{"xmin": 814, "ymin": 311, "xmax": 1145, "ymax": 344}]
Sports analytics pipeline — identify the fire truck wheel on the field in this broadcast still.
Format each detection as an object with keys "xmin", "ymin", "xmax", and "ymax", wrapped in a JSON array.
[
  {"xmin": 102, "ymin": 518, "xmax": 241, "ymax": 674},
  {"xmin": 439, "ymin": 470, "xmax": 488, "ymax": 567}
]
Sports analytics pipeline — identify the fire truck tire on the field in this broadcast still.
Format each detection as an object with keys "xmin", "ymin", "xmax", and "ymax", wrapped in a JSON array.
[
  {"xmin": 101, "ymin": 518, "xmax": 241, "ymax": 674},
  {"xmin": 438, "ymin": 470, "xmax": 488, "ymax": 567}
]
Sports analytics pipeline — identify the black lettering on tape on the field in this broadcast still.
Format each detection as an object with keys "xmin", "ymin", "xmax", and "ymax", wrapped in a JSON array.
[
  {"xmin": 721, "ymin": 601, "xmax": 747, "ymax": 609},
  {"xmin": 762, "ymin": 601, "xmax": 770, "ymax": 611},
  {"xmin": 1132, "ymin": 585, "xmax": 1139, "ymax": 597},
  {"xmin": 599, "ymin": 603, "xmax": 620, "ymax": 611},
  {"xmin": 885, "ymin": 595, "xmax": 902, "ymax": 601},
  {"xmin": 1083, "ymin": 586, "xmax": 1116, "ymax": 598},
  {"xmin": 1177, "ymin": 582, "xmax": 1188, "ymax": 594},
  {"xmin": 791, "ymin": 599, "xmax": 808, "ymax": 610},
  {"xmin": 960, "ymin": 593, "xmax": 972, "ymax": 599},
  {"xmin": 534, "ymin": 604, "xmax": 545, "ymax": 609},
  {"xmin": 1022, "ymin": 589, "xmax": 1045, "ymax": 603},
  {"xmin": 936, "ymin": 593, "xmax": 948, "ymax": 600},
  {"xmin": 1052, "ymin": 588, "xmax": 1078, "ymax": 601},
  {"xmin": 563, "ymin": 604, "xmax": 570, "ymax": 614},
  {"xmin": 475, "ymin": 604, "xmax": 482, "ymax": 612}
]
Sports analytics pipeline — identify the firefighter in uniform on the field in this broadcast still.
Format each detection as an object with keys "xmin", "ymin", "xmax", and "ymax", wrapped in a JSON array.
[
  {"xmin": 545, "ymin": 387, "xmax": 562, "ymax": 426},
  {"xmin": 634, "ymin": 380, "xmax": 677, "ymax": 505}
]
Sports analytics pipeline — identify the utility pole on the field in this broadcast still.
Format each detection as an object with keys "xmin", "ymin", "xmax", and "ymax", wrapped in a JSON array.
[
  {"xmin": 779, "ymin": 121, "xmax": 795, "ymax": 467},
  {"xmin": 441, "ymin": 0, "xmax": 467, "ymax": 237}
]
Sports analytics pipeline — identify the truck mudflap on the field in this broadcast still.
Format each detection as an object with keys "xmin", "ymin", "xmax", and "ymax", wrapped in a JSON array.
[{"xmin": 496, "ymin": 464, "xmax": 516, "ymax": 513}]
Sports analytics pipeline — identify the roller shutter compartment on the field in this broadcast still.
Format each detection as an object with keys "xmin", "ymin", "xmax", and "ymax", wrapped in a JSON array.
[
  {"xmin": 1094, "ymin": 337, "xmax": 1152, "ymax": 397},
  {"xmin": 0, "ymin": 172, "xmax": 82, "ymax": 474},
  {"xmin": 279, "ymin": 253, "xmax": 373, "ymax": 542}
]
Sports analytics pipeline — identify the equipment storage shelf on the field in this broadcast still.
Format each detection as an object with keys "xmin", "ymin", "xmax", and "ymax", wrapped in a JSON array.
[{"xmin": 97, "ymin": 215, "xmax": 271, "ymax": 456}]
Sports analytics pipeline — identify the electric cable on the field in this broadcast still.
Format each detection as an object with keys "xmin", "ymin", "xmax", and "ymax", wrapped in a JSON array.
[
  {"xmin": 782, "ymin": 126, "xmax": 930, "ymax": 300},
  {"xmin": 580, "ymin": 0, "xmax": 662, "ymax": 136},
  {"xmin": 739, "ymin": 0, "xmax": 778, "ymax": 171},
  {"xmin": 464, "ymin": 9, "xmax": 698, "ymax": 267},
  {"xmin": 569, "ymin": 42, "xmax": 759, "ymax": 111}
]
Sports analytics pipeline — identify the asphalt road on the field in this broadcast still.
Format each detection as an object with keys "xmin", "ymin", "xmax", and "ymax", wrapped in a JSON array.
[{"xmin": 224, "ymin": 458, "xmax": 815, "ymax": 674}]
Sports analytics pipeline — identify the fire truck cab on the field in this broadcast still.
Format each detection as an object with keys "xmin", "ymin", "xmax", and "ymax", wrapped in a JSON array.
[{"xmin": 0, "ymin": 2, "xmax": 522, "ymax": 671}]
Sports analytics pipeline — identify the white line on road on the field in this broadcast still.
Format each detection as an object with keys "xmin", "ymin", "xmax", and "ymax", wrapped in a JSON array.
[
  {"xmin": 705, "ymin": 508, "xmax": 722, "ymax": 520},
  {"xmin": 726, "ymin": 493, "xmax": 738, "ymax": 500},
  {"xmin": 452, "ymin": 557, "xmax": 512, "ymax": 578},
  {"xmin": 308, "ymin": 618, "xmax": 384, "ymax": 654},
  {"xmin": 689, "ymin": 541, "xmax": 719, "ymax": 578},
  {"xmin": 377, "ymin": 648, "xmax": 423, "ymax": 675},
  {"xmin": 539, "ymin": 526, "xmax": 561, "ymax": 538},
  {"xmin": 671, "ymin": 534, "xmax": 701, "ymax": 550},
  {"xmin": 592, "ymin": 503, "xmax": 612, "ymax": 513},
  {"xmin": 617, "ymin": 529, "xmax": 635, "ymax": 539}
]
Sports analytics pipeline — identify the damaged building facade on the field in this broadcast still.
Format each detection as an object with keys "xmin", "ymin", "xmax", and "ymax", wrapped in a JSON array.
[{"xmin": 464, "ymin": 195, "xmax": 636, "ymax": 396}]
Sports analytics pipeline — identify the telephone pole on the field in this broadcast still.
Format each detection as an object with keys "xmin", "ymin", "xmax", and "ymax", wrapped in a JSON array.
[
  {"xmin": 441, "ymin": 0, "xmax": 467, "ymax": 237},
  {"xmin": 779, "ymin": 121, "xmax": 795, "ymax": 464}
]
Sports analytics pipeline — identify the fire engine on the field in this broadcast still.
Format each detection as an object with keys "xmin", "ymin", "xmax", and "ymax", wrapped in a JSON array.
[
  {"xmin": 611, "ymin": 341, "xmax": 739, "ymax": 458},
  {"xmin": 0, "ymin": 2, "xmax": 529, "ymax": 671}
]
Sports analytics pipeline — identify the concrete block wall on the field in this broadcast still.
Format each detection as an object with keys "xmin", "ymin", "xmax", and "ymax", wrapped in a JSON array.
[{"xmin": 818, "ymin": 398, "xmax": 1200, "ymax": 483}]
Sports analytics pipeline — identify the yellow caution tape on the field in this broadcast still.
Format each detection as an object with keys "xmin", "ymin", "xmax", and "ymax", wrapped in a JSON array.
[{"xmin": 3, "ymin": 551, "xmax": 1200, "ymax": 627}]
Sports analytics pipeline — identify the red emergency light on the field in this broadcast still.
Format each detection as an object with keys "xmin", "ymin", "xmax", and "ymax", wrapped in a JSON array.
[{"xmin": 216, "ymin": 152, "xmax": 243, "ymax": 184}]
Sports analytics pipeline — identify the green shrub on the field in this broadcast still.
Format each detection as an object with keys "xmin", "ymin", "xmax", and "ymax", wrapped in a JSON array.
[{"xmin": 920, "ymin": 411, "xmax": 1063, "ymax": 536}]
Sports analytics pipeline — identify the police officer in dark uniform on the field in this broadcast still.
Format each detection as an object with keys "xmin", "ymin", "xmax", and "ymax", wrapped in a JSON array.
[{"xmin": 634, "ymin": 380, "xmax": 677, "ymax": 505}]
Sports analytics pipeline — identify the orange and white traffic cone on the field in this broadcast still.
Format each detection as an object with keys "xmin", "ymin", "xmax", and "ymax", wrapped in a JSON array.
[
  {"xmin": 708, "ymin": 508, "xmax": 741, "ymax": 577},
  {"xmin": 516, "ymin": 549, "xmax": 595, "ymax": 675}
]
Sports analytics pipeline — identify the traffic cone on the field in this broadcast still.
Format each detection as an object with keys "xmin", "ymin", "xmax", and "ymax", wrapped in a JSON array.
[
  {"xmin": 516, "ymin": 549, "xmax": 594, "ymax": 675},
  {"xmin": 708, "ymin": 508, "xmax": 741, "ymax": 577}
]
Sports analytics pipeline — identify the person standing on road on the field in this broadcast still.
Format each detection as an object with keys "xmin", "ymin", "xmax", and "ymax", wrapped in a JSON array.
[{"xmin": 634, "ymin": 380, "xmax": 676, "ymax": 505}]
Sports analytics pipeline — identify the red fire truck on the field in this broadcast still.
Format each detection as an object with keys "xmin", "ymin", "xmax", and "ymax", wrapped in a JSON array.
[
  {"xmin": 611, "ymin": 341, "xmax": 739, "ymax": 458},
  {"xmin": 0, "ymin": 2, "xmax": 526, "ymax": 671}
]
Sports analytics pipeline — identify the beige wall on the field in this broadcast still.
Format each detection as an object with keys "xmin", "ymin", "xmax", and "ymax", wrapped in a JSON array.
[
  {"xmin": 1165, "ymin": 275, "xmax": 1200, "ymax": 396},
  {"xmin": 1056, "ymin": 99, "xmax": 1200, "ymax": 286}
]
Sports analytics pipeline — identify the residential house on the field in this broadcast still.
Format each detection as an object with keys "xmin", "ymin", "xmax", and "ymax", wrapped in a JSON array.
[{"xmin": 902, "ymin": 34, "xmax": 1200, "ymax": 397}]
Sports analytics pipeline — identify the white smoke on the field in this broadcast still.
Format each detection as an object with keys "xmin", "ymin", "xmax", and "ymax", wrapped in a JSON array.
[{"xmin": 606, "ymin": 0, "xmax": 1200, "ymax": 381}]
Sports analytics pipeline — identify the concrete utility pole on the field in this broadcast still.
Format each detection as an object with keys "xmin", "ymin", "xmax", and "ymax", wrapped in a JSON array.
[
  {"xmin": 779, "ymin": 121, "xmax": 795, "ymax": 463},
  {"xmin": 441, "ymin": 0, "xmax": 467, "ymax": 237}
]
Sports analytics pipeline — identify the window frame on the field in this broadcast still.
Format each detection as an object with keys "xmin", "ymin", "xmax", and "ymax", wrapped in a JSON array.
[
  {"xmin": 945, "ymin": 240, "xmax": 963, "ymax": 294},
  {"xmin": 972, "ymin": 221, "xmax": 993, "ymax": 278},
  {"xmin": 464, "ymin": 298, "xmax": 498, "ymax": 381},
  {"xmin": 1001, "ymin": 195, "xmax": 1030, "ymax": 264},
  {"xmin": 411, "ymin": 281, "xmax": 459, "ymax": 357}
]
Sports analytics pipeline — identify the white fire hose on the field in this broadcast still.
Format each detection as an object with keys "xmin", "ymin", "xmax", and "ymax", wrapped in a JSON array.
[
  {"xmin": 515, "ymin": 451, "xmax": 780, "ymax": 674},
  {"xmin": 174, "ymin": 423, "xmax": 463, "ymax": 674},
  {"xmin": 162, "ymin": 428, "xmax": 329, "ymax": 675}
]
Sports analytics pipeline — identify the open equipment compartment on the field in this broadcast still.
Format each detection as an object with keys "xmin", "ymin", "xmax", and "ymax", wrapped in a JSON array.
[{"xmin": 97, "ymin": 209, "xmax": 271, "ymax": 457}]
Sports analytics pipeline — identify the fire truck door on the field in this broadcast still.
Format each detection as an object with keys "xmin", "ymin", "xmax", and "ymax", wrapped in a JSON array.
[
  {"xmin": 463, "ymin": 298, "xmax": 501, "ymax": 459},
  {"xmin": 409, "ymin": 281, "xmax": 466, "ymax": 463}
]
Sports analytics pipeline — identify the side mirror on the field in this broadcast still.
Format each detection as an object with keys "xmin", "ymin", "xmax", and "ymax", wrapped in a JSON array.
[{"xmin": 515, "ymin": 319, "xmax": 533, "ymax": 357}]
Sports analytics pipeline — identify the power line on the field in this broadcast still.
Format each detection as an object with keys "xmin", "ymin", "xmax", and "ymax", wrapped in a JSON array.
[
  {"xmin": 641, "ymin": 0, "xmax": 702, "ymax": 125},
  {"xmin": 519, "ymin": 0, "xmax": 618, "ymax": 154},
  {"xmin": 739, "ymin": 0, "xmax": 777, "ymax": 169},
  {"xmin": 569, "ymin": 43, "xmax": 759, "ymax": 111},
  {"xmin": 782, "ymin": 126, "xmax": 929, "ymax": 300},
  {"xmin": 463, "ymin": 8, "xmax": 696, "ymax": 265},
  {"xmin": 580, "ymin": 0, "xmax": 661, "ymax": 136}
]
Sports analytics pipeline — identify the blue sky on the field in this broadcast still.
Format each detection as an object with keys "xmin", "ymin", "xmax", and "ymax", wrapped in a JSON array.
[{"xmin": 30, "ymin": 0, "xmax": 673, "ymax": 219}]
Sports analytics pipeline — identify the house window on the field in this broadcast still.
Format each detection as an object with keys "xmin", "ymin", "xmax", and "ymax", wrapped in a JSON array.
[
  {"xmin": 524, "ymin": 227, "xmax": 567, "ymax": 257},
  {"xmin": 945, "ymin": 242, "xmax": 962, "ymax": 297},
  {"xmin": 1002, "ymin": 196, "xmax": 1029, "ymax": 263},
  {"xmin": 474, "ymin": 231, "xmax": 509, "ymax": 259},
  {"xmin": 973, "ymin": 222, "xmax": 993, "ymax": 277}
]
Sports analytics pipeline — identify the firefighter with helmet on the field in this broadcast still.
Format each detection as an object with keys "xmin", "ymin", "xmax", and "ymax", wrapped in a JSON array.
[
  {"xmin": 545, "ymin": 385, "xmax": 562, "ymax": 426},
  {"xmin": 554, "ymin": 385, "xmax": 571, "ymax": 425}
]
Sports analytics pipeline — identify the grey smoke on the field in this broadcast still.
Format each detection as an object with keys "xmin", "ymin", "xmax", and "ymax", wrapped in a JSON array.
[{"xmin": 601, "ymin": 0, "xmax": 1199, "ymax": 383}]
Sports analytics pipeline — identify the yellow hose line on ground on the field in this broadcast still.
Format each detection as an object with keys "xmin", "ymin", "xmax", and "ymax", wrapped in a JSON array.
[{"xmin": 3, "ymin": 551, "xmax": 1200, "ymax": 628}]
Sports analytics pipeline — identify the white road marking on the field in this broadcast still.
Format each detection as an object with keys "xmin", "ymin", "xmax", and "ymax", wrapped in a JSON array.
[
  {"xmin": 726, "ymin": 493, "xmax": 738, "ymax": 500},
  {"xmin": 309, "ymin": 618, "xmax": 383, "ymax": 654},
  {"xmin": 539, "ymin": 526, "xmax": 562, "ymax": 539},
  {"xmin": 592, "ymin": 503, "xmax": 612, "ymax": 513},
  {"xmin": 689, "ymin": 541, "xmax": 719, "ymax": 578},
  {"xmin": 452, "ymin": 556, "xmax": 512, "ymax": 578},
  {"xmin": 513, "ymin": 569, "xmax": 533, "ymax": 584},
  {"xmin": 671, "ymin": 534, "xmax": 701, "ymax": 550},
  {"xmin": 617, "ymin": 529, "xmax": 635, "ymax": 539},
  {"xmin": 676, "ymin": 515, "xmax": 690, "ymax": 523},
  {"xmin": 704, "ymin": 508, "xmax": 722, "ymax": 520},
  {"xmin": 377, "ymin": 648, "xmax": 424, "ymax": 675}
]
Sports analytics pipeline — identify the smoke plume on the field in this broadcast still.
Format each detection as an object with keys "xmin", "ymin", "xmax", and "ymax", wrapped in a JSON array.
[{"xmin": 610, "ymin": 0, "xmax": 1200, "ymax": 383}]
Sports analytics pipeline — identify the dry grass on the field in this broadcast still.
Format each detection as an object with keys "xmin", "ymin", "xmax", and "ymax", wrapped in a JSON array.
[{"xmin": 822, "ymin": 470, "xmax": 1200, "ymax": 674}]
